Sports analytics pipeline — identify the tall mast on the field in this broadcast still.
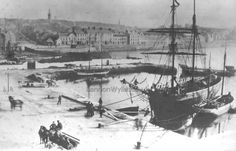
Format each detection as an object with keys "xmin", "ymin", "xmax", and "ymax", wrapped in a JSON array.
[
  {"xmin": 221, "ymin": 49, "xmax": 226, "ymax": 95},
  {"xmin": 88, "ymin": 34, "xmax": 91, "ymax": 71},
  {"xmin": 100, "ymin": 33, "xmax": 103, "ymax": 99},
  {"xmin": 207, "ymin": 53, "xmax": 211, "ymax": 99},
  {"xmin": 170, "ymin": 0, "xmax": 178, "ymax": 89},
  {"xmin": 100, "ymin": 34, "xmax": 103, "ymax": 70},
  {"xmin": 192, "ymin": 0, "xmax": 197, "ymax": 82}
]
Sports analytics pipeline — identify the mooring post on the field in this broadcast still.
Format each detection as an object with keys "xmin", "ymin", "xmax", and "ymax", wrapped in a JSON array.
[{"xmin": 136, "ymin": 141, "xmax": 141, "ymax": 149}]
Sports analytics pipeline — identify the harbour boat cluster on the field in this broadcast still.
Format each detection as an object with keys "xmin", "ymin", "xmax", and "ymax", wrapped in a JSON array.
[{"xmin": 121, "ymin": 0, "xmax": 236, "ymax": 131}]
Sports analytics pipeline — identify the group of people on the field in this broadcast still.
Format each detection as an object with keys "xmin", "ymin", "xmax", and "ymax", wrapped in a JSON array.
[
  {"xmin": 86, "ymin": 97, "xmax": 104, "ymax": 118},
  {"xmin": 46, "ymin": 79, "xmax": 56, "ymax": 87},
  {"xmin": 86, "ymin": 102, "xmax": 95, "ymax": 117},
  {"xmin": 50, "ymin": 120, "xmax": 63, "ymax": 131},
  {"xmin": 57, "ymin": 94, "xmax": 105, "ymax": 118},
  {"xmin": 39, "ymin": 120, "xmax": 76, "ymax": 149},
  {"xmin": 38, "ymin": 120, "xmax": 63, "ymax": 147},
  {"xmin": 49, "ymin": 121, "xmax": 75, "ymax": 150}
]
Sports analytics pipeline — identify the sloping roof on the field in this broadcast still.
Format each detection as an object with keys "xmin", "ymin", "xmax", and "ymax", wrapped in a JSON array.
[
  {"xmin": 67, "ymin": 32, "xmax": 77, "ymax": 37},
  {"xmin": 86, "ymin": 29, "xmax": 114, "ymax": 35},
  {"xmin": 46, "ymin": 38, "xmax": 54, "ymax": 43},
  {"xmin": 76, "ymin": 30, "xmax": 86, "ymax": 34},
  {"xmin": 58, "ymin": 33, "xmax": 68, "ymax": 37}
]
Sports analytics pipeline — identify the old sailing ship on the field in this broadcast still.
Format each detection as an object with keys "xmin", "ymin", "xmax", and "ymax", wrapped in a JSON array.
[{"xmin": 122, "ymin": 0, "xmax": 221, "ymax": 130}]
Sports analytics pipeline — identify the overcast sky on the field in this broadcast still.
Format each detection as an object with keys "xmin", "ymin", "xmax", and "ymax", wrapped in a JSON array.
[{"xmin": 0, "ymin": 0, "xmax": 235, "ymax": 28}]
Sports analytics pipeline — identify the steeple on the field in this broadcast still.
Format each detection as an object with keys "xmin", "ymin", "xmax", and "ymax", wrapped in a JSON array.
[{"xmin": 48, "ymin": 9, "xmax": 51, "ymax": 22}]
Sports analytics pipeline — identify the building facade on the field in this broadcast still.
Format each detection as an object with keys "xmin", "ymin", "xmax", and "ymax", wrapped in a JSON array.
[{"xmin": 112, "ymin": 33, "xmax": 128, "ymax": 45}]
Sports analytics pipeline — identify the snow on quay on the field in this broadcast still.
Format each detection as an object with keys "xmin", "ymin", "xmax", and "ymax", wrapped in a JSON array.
[{"xmin": 0, "ymin": 70, "xmax": 235, "ymax": 151}]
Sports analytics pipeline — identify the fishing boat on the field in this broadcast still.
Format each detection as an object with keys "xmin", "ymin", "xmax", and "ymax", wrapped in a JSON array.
[
  {"xmin": 86, "ymin": 76, "xmax": 110, "ymax": 85},
  {"xmin": 194, "ymin": 93, "xmax": 234, "ymax": 115},
  {"xmin": 193, "ymin": 51, "xmax": 234, "ymax": 116},
  {"xmin": 126, "ymin": 55, "xmax": 142, "ymax": 60},
  {"xmin": 76, "ymin": 68, "xmax": 109, "ymax": 77},
  {"xmin": 122, "ymin": 0, "xmax": 221, "ymax": 130},
  {"xmin": 109, "ymin": 62, "xmax": 177, "ymax": 75},
  {"xmin": 75, "ymin": 34, "xmax": 109, "ymax": 77},
  {"xmin": 180, "ymin": 64, "xmax": 236, "ymax": 77}
]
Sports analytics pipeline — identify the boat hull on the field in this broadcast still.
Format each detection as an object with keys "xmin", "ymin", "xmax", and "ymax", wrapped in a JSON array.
[
  {"xmin": 179, "ymin": 77, "xmax": 221, "ymax": 102},
  {"xmin": 193, "ymin": 94, "xmax": 234, "ymax": 116},
  {"xmin": 148, "ymin": 75, "xmax": 221, "ymax": 130},
  {"xmin": 86, "ymin": 77, "xmax": 110, "ymax": 85},
  {"xmin": 109, "ymin": 63, "xmax": 177, "ymax": 75},
  {"xmin": 76, "ymin": 70, "xmax": 109, "ymax": 77},
  {"xmin": 195, "ymin": 103, "xmax": 232, "ymax": 115},
  {"xmin": 152, "ymin": 113, "xmax": 196, "ymax": 131},
  {"xmin": 180, "ymin": 64, "xmax": 236, "ymax": 77}
]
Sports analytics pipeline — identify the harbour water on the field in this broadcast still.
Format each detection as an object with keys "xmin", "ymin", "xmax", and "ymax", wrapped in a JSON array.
[{"xmin": 59, "ymin": 44, "xmax": 236, "ymax": 138}]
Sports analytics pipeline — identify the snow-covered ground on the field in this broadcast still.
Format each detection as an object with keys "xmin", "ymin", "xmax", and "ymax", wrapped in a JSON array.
[{"xmin": 0, "ymin": 69, "xmax": 236, "ymax": 151}]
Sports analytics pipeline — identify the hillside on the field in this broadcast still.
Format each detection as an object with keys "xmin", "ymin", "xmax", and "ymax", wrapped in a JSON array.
[
  {"xmin": 1, "ymin": 18, "xmax": 131, "ymax": 35},
  {"xmin": 0, "ymin": 18, "xmax": 235, "ymax": 44}
]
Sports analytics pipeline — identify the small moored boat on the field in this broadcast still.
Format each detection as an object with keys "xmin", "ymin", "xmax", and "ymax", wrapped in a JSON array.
[
  {"xmin": 179, "ymin": 64, "xmax": 236, "ymax": 77},
  {"xmin": 75, "ymin": 68, "xmax": 109, "ymax": 77},
  {"xmin": 193, "ymin": 50, "xmax": 234, "ymax": 116},
  {"xmin": 193, "ymin": 93, "xmax": 234, "ymax": 116}
]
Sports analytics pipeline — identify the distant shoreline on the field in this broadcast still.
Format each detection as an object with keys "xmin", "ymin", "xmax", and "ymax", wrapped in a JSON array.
[
  {"xmin": 204, "ymin": 40, "xmax": 236, "ymax": 49},
  {"xmin": 23, "ymin": 40, "xmax": 236, "ymax": 56}
]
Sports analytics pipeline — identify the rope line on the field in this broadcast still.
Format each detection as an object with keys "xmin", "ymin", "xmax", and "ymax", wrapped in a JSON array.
[{"xmin": 104, "ymin": 94, "xmax": 143, "ymax": 107}]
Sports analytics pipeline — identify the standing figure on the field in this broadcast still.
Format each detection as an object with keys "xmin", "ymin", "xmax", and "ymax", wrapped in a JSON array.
[
  {"xmin": 99, "ymin": 97, "xmax": 103, "ymax": 106},
  {"xmin": 86, "ymin": 102, "xmax": 94, "ymax": 117},
  {"xmin": 134, "ymin": 118, "xmax": 143, "ymax": 130},
  {"xmin": 98, "ymin": 97, "xmax": 103, "ymax": 118},
  {"xmin": 86, "ymin": 102, "xmax": 90, "ymax": 116},
  {"xmin": 144, "ymin": 108, "xmax": 150, "ymax": 117},
  {"xmin": 57, "ymin": 95, "xmax": 62, "ymax": 105},
  {"xmin": 90, "ymin": 103, "xmax": 94, "ymax": 117}
]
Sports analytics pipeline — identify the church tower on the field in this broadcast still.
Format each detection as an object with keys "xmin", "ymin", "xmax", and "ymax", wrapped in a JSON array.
[{"xmin": 48, "ymin": 9, "xmax": 51, "ymax": 22}]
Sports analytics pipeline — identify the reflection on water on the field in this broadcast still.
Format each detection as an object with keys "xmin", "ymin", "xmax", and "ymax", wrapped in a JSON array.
[{"xmin": 178, "ymin": 113, "xmax": 235, "ymax": 138}]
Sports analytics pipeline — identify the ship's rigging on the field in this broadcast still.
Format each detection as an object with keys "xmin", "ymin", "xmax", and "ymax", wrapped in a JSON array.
[{"xmin": 121, "ymin": 0, "xmax": 222, "ymax": 130}]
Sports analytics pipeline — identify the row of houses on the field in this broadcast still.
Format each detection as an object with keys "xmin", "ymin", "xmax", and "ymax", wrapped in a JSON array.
[
  {"xmin": 54, "ymin": 26, "xmax": 229, "ymax": 48},
  {"xmin": 55, "ymin": 28, "xmax": 147, "ymax": 46}
]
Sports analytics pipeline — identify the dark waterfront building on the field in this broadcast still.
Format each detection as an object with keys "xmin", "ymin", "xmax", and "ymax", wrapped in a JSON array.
[
  {"xmin": 0, "ymin": 29, "xmax": 6, "ymax": 52},
  {"xmin": 0, "ymin": 28, "xmax": 16, "ymax": 55}
]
